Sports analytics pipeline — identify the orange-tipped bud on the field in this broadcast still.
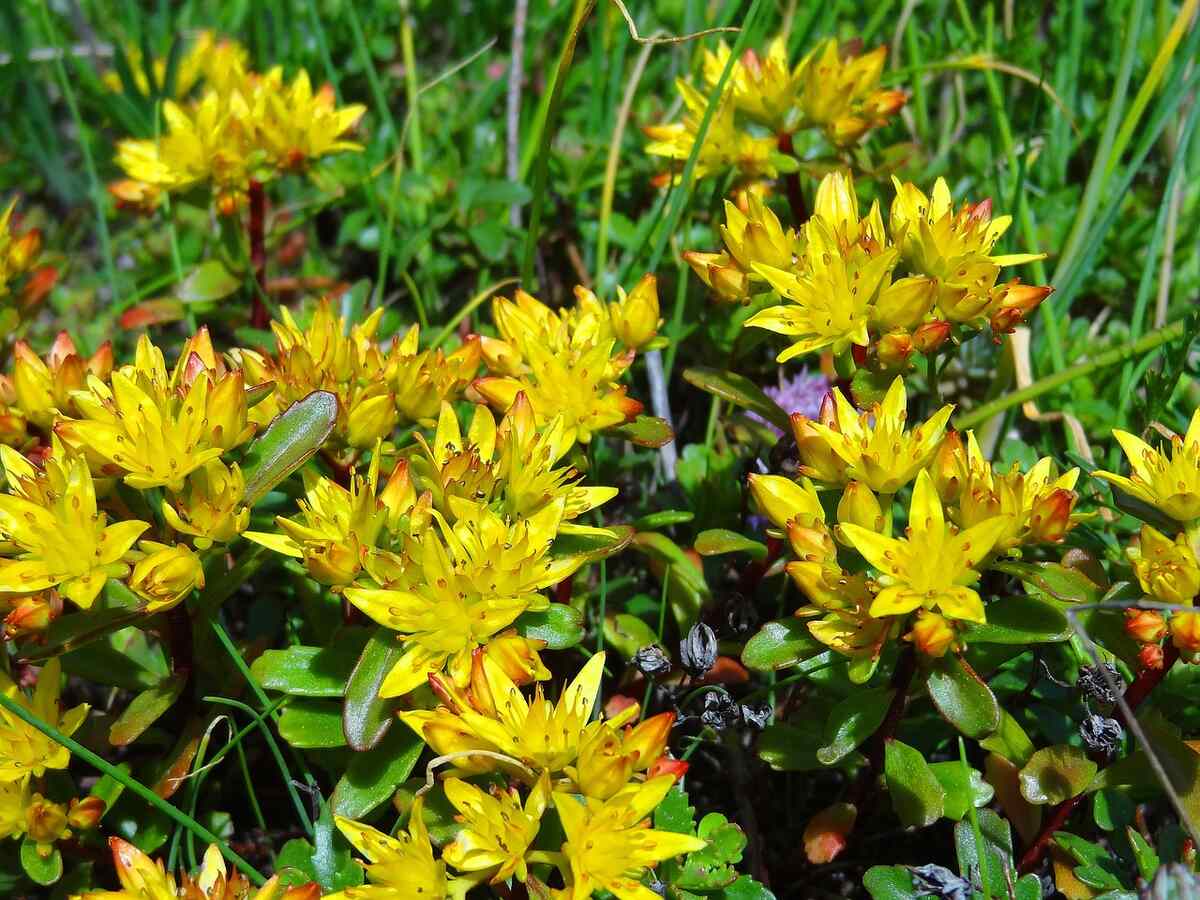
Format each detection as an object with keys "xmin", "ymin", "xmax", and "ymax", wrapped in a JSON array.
[
  {"xmin": 1124, "ymin": 609, "xmax": 1167, "ymax": 644},
  {"xmin": 875, "ymin": 331, "xmax": 914, "ymax": 369},
  {"xmin": 1139, "ymin": 642, "xmax": 1165, "ymax": 672},
  {"xmin": 622, "ymin": 711, "xmax": 675, "ymax": 769},
  {"xmin": 646, "ymin": 756, "xmax": 690, "ymax": 782},
  {"xmin": 913, "ymin": 320, "xmax": 952, "ymax": 354},
  {"xmin": 67, "ymin": 796, "xmax": 105, "ymax": 831},
  {"xmin": 1028, "ymin": 488, "xmax": 1077, "ymax": 543},
  {"xmin": 576, "ymin": 723, "xmax": 637, "ymax": 800},
  {"xmin": 25, "ymin": 794, "xmax": 70, "ymax": 847},
  {"xmin": 905, "ymin": 610, "xmax": 956, "ymax": 657},
  {"xmin": 989, "ymin": 283, "xmax": 1053, "ymax": 335},
  {"xmin": 4, "ymin": 591, "xmax": 61, "ymax": 639},
  {"xmin": 791, "ymin": 414, "xmax": 849, "ymax": 484},
  {"xmin": 930, "ymin": 431, "xmax": 967, "ymax": 503}
]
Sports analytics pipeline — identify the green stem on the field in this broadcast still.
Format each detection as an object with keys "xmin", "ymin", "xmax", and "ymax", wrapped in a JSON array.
[
  {"xmin": 399, "ymin": 0, "xmax": 424, "ymax": 172},
  {"xmin": 0, "ymin": 691, "xmax": 265, "ymax": 885},
  {"xmin": 954, "ymin": 318, "xmax": 1186, "ymax": 431}
]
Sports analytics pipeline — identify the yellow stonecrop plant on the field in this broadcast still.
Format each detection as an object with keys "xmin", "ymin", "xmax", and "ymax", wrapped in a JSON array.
[
  {"xmin": 111, "ymin": 35, "xmax": 365, "ymax": 213},
  {"xmin": 646, "ymin": 35, "xmax": 905, "ymax": 184},
  {"xmin": 687, "ymin": 171, "xmax": 1053, "ymax": 371},
  {"xmin": 473, "ymin": 276, "xmax": 660, "ymax": 445},
  {"xmin": 0, "ymin": 199, "xmax": 55, "ymax": 344},
  {"xmin": 748, "ymin": 377, "xmax": 1078, "ymax": 668}
]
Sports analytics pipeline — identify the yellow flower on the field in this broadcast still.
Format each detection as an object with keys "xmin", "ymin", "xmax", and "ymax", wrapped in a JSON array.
[
  {"xmin": 553, "ymin": 776, "xmax": 707, "ymax": 900},
  {"xmin": 245, "ymin": 452, "xmax": 418, "ymax": 587},
  {"xmin": 163, "ymin": 460, "xmax": 250, "ymax": 549},
  {"xmin": 331, "ymin": 801, "xmax": 452, "ymax": 900},
  {"xmin": 841, "ymin": 470, "xmax": 1007, "ymax": 623},
  {"xmin": 0, "ymin": 199, "xmax": 45, "ymax": 301},
  {"xmin": 0, "ymin": 447, "xmax": 148, "ymax": 609},
  {"xmin": 1094, "ymin": 411, "xmax": 1200, "ymax": 523},
  {"xmin": 1128, "ymin": 526, "xmax": 1200, "ymax": 607},
  {"xmin": 905, "ymin": 610, "xmax": 957, "ymax": 657},
  {"xmin": 345, "ymin": 501, "xmax": 582, "ymax": 696},
  {"xmin": 253, "ymin": 68, "xmax": 366, "ymax": 170},
  {"xmin": 796, "ymin": 377, "xmax": 952, "ymax": 493},
  {"xmin": 75, "ymin": 837, "xmax": 317, "ymax": 900},
  {"xmin": 702, "ymin": 37, "xmax": 802, "ymax": 131},
  {"xmin": 25, "ymin": 792, "xmax": 70, "ymax": 849},
  {"xmin": 0, "ymin": 658, "xmax": 88, "ymax": 782},
  {"xmin": 401, "ymin": 652, "xmax": 606, "ymax": 775},
  {"xmin": 572, "ymin": 711, "xmax": 677, "ymax": 800},
  {"xmin": 794, "ymin": 39, "xmax": 905, "ymax": 146},
  {"xmin": 952, "ymin": 431, "xmax": 1079, "ymax": 550},
  {"xmin": 685, "ymin": 195, "xmax": 801, "ymax": 305},
  {"xmin": 57, "ymin": 335, "xmax": 253, "ymax": 491},
  {"xmin": 102, "ymin": 31, "xmax": 249, "ymax": 100},
  {"xmin": 127, "ymin": 541, "xmax": 205, "ymax": 613},
  {"xmin": 442, "ymin": 773, "xmax": 550, "ymax": 883},
  {"xmin": 644, "ymin": 80, "xmax": 777, "ymax": 184},
  {"xmin": 474, "ymin": 288, "xmax": 644, "ymax": 445},
  {"xmin": 889, "ymin": 176, "xmax": 1048, "ymax": 328},
  {"xmin": 748, "ymin": 173, "xmax": 900, "ymax": 361},
  {"xmin": 385, "ymin": 325, "xmax": 482, "ymax": 428},
  {"xmin": 12, "ymin": 332, "xmax": 113, "ymax": 430}
]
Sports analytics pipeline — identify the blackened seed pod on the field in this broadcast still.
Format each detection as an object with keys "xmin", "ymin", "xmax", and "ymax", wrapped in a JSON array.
[
  {"xmin": 679, "ymin": 623, "xmax": 718, "ymax": 677},
  {"xmin": 700, "ymin": 689, "xmax": 740, "ymax": 730},
  {"xmin": 633, "ymin": 644, "xmax": 673, "ymax": 679},
  {"xmin": 726, "ymin": 593, "xmax": 759, "ymax": 637},
  {"xmin": 1076, "ymin": 663, "xmax": 1122, "ymax": 705},
  {"xmin": 908, "ymin": 864, "xmax": 971, "ymax": 900},
  {"xmin": 1080, "ymin": 714, "xmax": 1124, "ymax": 755},
  {"xmin": 739, "ymin": 702, "xmax": 772, "ymax": 730}
]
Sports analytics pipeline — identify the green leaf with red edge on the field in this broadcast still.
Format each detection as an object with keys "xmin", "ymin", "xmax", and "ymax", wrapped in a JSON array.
[
  {"xmin": 331, "ymin": 725, "xmax": 424, "ymax": 820},
  {"xmin": 741, "ymin": 619, "xmax": 824, "ymax": 672},
  {"xmin": 108, "ymin": 672, "xmax": 186, "ymax": 747},
  {"xmin": 609, "ymin": 415, "xmax": 674, "ymax": 447},
  {"xmin": 342, "ymin": 627, "xmax": 403, "ymax": 751},
  {"xmin": 241, "ymin": 390, "xmax": 339, "ymax": 505},
  {"xmin": 884, "ymin": 739, "xmax": 946, "ymax": 827},
  {"xmin": 992, "ymin": 561, "xmax": 1105, "ymax": 604}
]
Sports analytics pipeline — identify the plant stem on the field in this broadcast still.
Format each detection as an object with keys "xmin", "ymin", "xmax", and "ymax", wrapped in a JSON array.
[
  {"xmin": 1016, "ymin": 643, "xmax": 1179, "ymax": 873},
  {"xmin": 248, "ymin": 179, "xmax": 268, "ymax": 329},
  {"xmin": 955, "ymin": 318, "xmax": 1186, "ymax": 431},
  {"xmin": 0, "ymin": 690, "xmax": 266, "ymax": 885},
  {"xmin": 776, "ymin": 132, "xmax": 808, "ymax": 223}
]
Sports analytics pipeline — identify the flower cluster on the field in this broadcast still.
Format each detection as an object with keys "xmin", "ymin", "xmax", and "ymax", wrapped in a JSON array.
[
  {"xmin": 111, "ymin": 33, "xmax": 365, "ymax": 213},
  {"xmin": 233, "ymin": 299, "xmax": 480, "ymax": 459},
  {"xmin": 1098, "ymin": 411, "xmax": 1200, "ymax": 662},
  {"xmin": 0, "ymin": 659, "xmax": 103, "ymax": 858},
  {"xmin": 750, "ymin": 378, "xmax": 1078, "ymax": 668},
  {"xmin": 333, "ymin": 652, "xmax": 699, "ymax": 897},
  {"xmin": 0, "ymin": 200, "xmax": 56, "ymax": 345},
  {"xmin": 646, "ymin": 35, "xmax": 905, "ymax": 184},
  {"xmin": 472, "ymin": 276, "xmax": 661, "ymax": 445},
  {"xmin": 688, "ymin": 171, "xmax": 1052, "ymax": 368},
  {"xmin": 101, "ymin": 29, "xmax": 249, "ymax": 101}
]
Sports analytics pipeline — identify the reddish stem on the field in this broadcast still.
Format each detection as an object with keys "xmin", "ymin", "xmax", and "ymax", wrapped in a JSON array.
[
  {"xmin": 248, "ymin": 179, "xmax": 269, "ymax": 329},
  {"xmin": 846, "ymin": 646, "xmax": 918, "ymax": 814},
  {"xmin": 1016, "ymin": 643, "xmax": 1180, "ymax": 874},
  {"xmin": 555, "ymin": 578, "xmax": 573, "ymax": 605},
  {"xmin": 775, "ymin": 133, "xmax": 808, "ymax": 225}
]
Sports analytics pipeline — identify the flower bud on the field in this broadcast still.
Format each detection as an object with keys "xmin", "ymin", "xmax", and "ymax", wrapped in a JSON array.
[
  {"xmin": 679, "ymin": 623, "xmax": 718, "ymax": 677},
  {"xmin": 1139, "ymin": 642, "xmax": 1165, "ymax": 671},
  {"xmin": 576, "ymin": 723, "xmax": 637, "ymax": 799},
  {"xmin": 482, "ymin": 630, "xmax": 549, "ymax": 686},
  {"xmin": 1124, "ymin": 608, "xmax": 1167, "ymax": 644},
  {"xmin": 1172, "ymin": 611, "xmax": 1200, "ymax": 655},
  {"xmin": 609, "ymin": 274, "xmax": 661, "ymax": 350},
  {"xmin": 646, "ymin": 756, "xmax": 690, "ymax": 782},
  {"xmin": 930, "ymin": 431, "xmax": 967, "ymax": 503},
  {"xmin": 1028, "ymin": 488, "xmax": 1077, "ymax": 544},
  {"xmin": 67, "ymin": 796, "xmax": 105, "ymax": 831},
  {"xmin": 905, "ymin": 611, "xmax": 956, "ymax": 657},
  {"xmin": 128, "ymin": 542, "xmax": 206, "ymax": 612},
  {"xmin": 747, "ymin": 472, "xmax": 823, "ymax": 529},
  {"xmin": 347, "ymin": 392, "xmax": 399, "ymax": 449},
  {"xmin": 912, "ymin": 320, "xmax": 952, "ymax": 355},
  {"xmin": 989, "ymin": 282, "xmax": 1053, "ymax": 335},
  {"xmin": 875, "ymin": 330, "xmax": 914, "ymax": 370},
  {"xmin": 633, "ymin": 644, "xmax": 673, "ymax": 678},
  {"xmin": 4, "ymin": 591, "xmax": 61, "ymax": 638},
  {"xmin": 873, "ymin": 276, "xmax": 936, "ymax": 330},
  {"xmin": 837, "ymin": 481, "xmax": 883, "ymax": 534},
  {"xmin": 791, "ymin": 415, "xmax": 849, "ymax": 485},
  {"xmin": 622, "ymin": 711, "xmax": 675, "ymax": 769},
  {"xmin": 699, "ymin": 689, "xmax": 739, "ymax": 729}
]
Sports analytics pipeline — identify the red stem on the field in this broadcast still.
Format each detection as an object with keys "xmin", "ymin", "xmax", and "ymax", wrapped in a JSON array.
[
  {"xmin": 248, "ymin": 179, "xmax": 269, "ymax": 329},
  {"xmin": 775, "ymin": 133, "xmax": 807, "ymax": 225},
  {"xmin": 1016, "ymin": 643, "xmax": 1180, "ymax": 873},
  {"xmin": 847, "ymin": 646, "xmax": 918, "ymax": 814}
]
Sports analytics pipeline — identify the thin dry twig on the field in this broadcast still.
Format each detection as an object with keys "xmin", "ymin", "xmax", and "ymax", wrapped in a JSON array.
[{"xmin": 609, "ymin": 0, "xmax": 739, "ymax": 44}]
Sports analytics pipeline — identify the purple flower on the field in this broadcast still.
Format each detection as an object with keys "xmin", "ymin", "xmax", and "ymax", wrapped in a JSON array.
[{"xmin": 753, "ymin": 370, "xmax": 830, "ymax": 436}]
